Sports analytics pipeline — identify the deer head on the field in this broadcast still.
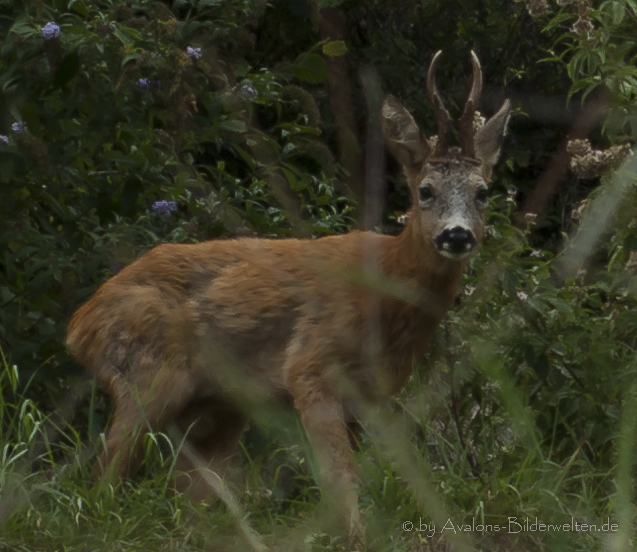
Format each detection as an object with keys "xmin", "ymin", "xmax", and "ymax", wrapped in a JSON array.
[{"xmin": 381, "ymin": 50, "xmax": 511, "ymax": 260}]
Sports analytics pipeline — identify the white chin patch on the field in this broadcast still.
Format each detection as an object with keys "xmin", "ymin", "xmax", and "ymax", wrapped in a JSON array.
[{"xmin": 437, "ymin": 249, "xmax": 474, "ymax": 260}]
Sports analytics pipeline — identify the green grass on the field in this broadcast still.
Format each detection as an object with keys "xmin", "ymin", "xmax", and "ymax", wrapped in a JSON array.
[{"xmin": 0, "ymin": 347, "xmax": 626, "ymax": 552}]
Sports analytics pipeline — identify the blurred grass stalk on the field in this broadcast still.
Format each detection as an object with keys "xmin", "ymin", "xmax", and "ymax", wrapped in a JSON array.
[
  {"xmin": 557, "ymin": 148, "xmax": 637, "ymax": 280},
  {"xmin": 614, "ymin": 377, "xmax": 637, "ymax": 552}
]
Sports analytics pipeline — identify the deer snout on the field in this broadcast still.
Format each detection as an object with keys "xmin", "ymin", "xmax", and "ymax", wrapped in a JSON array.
[{"xmin": 434, "ymin": 226, "xmax": 477, "ymax": 258}]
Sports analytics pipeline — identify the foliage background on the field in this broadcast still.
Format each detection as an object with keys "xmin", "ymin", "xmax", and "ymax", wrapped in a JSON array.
[{"xmin": 1, "ymin": 0, "xmax": 637, "ymax": 551}]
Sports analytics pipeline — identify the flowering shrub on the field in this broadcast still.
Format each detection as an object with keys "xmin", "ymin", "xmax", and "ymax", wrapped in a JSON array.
[
  {"xmin": 41, "ymin": 21, "xmax": 60, "ymax": 40},
  {"xmin": 152, "ymin": 200, "xmax": 178, "ymax": 217},
  {"xmin": 0, "ymin": 0, "xmax": 351, "ymax": 387}
]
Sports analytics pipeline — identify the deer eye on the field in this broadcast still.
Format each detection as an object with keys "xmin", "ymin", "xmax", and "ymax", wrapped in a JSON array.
[
  {"xmin": 476, "ymin": 187, "xmax": 488, "ymax": 203},
  {"xmin": 419, "ymin": 185, "xmax": 434, "ymax": 203}
]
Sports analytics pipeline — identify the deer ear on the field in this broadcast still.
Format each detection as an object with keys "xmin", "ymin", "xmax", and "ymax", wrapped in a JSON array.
[
  {"xmin": 475, "ymin": 99, "xmax": 511, "ymax": 181},
  {"xmin": 381, "ymin": 95, "xmax": 430, "ymax": 170}
]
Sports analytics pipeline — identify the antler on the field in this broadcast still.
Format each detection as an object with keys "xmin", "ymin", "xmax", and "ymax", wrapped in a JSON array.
[
  {"xmin": 427, "ymin": 50, "xmax": 452, "ymax": 159},
  {"xmin": 458, "ymin": 51, "xmax": 483, "ymax": 159}
]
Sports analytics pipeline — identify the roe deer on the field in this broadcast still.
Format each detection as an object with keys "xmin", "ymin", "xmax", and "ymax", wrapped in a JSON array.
[{"xmin": 66, "ymin": 50, "xmax": 510, "ymax": 537}]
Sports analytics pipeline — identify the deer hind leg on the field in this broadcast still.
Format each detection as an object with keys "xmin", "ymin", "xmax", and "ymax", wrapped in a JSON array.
[
  {"xmin": 98, "ymin": 364, "xmax": 197, "ymax": 481},
  {"xmin": 172, "ymin": 400, "xmax": 247, "ymax": 501},
  {"xmin": 287, "ymin": 363, "xmax": 363, "ymax": 541}
]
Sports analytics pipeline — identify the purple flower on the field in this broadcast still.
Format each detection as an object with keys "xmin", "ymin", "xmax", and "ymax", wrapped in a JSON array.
[
  {"xmin": 240, "ymin": 84, "xmax": 257, "ymax": 100},
  {"xmin": 11, "ymin": 122, "xmax": 27, "ymax": 135},
  {"xmin": 42, "ymin": 22, "xmax": 60, "ymax": 40},
  {"xmin": 152, "ymin": 200, "xmax": 177, "ymax": 217},
  {"xmin": 186, "ymin": 46, "xmax": 202, "ymax": 60},
  {"xmin": 136, "ymin": 78, "xmax": 151, "ymax": 90},
  {"xmin": 0, "ymin": 135, "xmax": 8, "ymax": 148}
]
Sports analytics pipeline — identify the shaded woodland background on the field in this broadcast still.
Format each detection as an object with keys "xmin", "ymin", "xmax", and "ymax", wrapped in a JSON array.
[{"xmin": 1, "ymin": 1, "xmax": 637, "ymax": 551}]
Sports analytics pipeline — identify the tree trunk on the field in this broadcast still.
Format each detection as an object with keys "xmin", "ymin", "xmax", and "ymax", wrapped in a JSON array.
[{"xmin": 317, "ymin": 7, "xmax": 364, "ymax": 220}]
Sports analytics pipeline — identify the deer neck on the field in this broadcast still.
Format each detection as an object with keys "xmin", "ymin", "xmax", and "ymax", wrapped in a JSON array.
[
  {"xmin": 382, "ymin": 215, "xmax": 467, "ymax": 289},
  {"xmin": 357, "ymin": 215, "xmax": 468, "ymax": 398}
]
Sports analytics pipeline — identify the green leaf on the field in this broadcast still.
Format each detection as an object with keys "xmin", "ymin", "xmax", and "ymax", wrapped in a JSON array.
[
  {"xmin": 19, "ymin": 102, "xmax": 42, "ymax": 137},
  {"xmin": 581, "ymin": 80, "xmax": 601, "ymax": 102},
  {"xmin": 53, "ymin": 52, "xmax": 81, "ymax": 89},
  {"xmin": 219, "ymin": 119, "xmax": 247, "ymax": 133},
  {"xmin": 542, "ymin": 12, "xmax": 572, "ymax": 32},
  {"xmin": 69, "ymin": 0, "xmax": 88, "ymax": 16},
  {"xmin": 121, "ymin": 178, "xmax": 143, "ymax": 216},
  {"xmin": 611, "ymin": 2, "xmax": 625, "ymax": 24},
  {"xmin": 233, "ymin": 61, "xmax": 251, "ymax": 77},
  {"xmin": 9, "ymin": 18, "xmax": 36, "ymax": 37},
  {"xmin": 502, "ymin": 271, "xmax": 518, "ymax": 298},
  {"xmin": 292, "ymin": 53, "xmax": 327, "ymax": 84},
  {"xmin": 121, "ymin": 52, "xmax": 140, "ymax": 68},
  {"xmin": 322, "ymin": 40, "xmax": 347, "ymax": 57},
  {"xmin": 113, "ymin": 26, "xmax": 139, "ymax": 44}
]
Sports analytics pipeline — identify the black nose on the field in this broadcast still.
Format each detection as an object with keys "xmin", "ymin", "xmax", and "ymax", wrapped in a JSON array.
[{"xmin": 435, "ymin": 226, "xmax": 477, "ymax": 255}]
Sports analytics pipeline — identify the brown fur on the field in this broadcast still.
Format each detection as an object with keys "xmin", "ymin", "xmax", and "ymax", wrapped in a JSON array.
[{"xmin": 66, "ymin": 54, "xmax": 510, "ymax": 537}]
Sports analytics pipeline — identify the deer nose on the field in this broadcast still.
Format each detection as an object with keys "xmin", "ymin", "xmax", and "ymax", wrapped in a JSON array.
[{"xmin": 435, "ymin": 226, "xmax": 477, "ymax": 256}]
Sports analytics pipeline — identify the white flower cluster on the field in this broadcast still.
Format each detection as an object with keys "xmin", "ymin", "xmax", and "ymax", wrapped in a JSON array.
[
  {"xmin": 526, "ymin": 0, "xmax": 549, "ymax": 16},
  {"xmin": 473, "ymin": 111, "xmax": 486, "ymax": 133},
  {"xmin": 570, "ymin": 198, "xmax": 589, "ymax": 222},
  {"xmin": 425, "ymin": 113, "xmax": 484, "ymax": 152},
  {"xmin": 396, "ymin": 213, "xmax": 410, "ymax": 225},
  {"xmin": 567, "ymin": 139, "xmax": 632, "ymax": 179},
  {"xmin": 625, "ymin": 251, "xmax": 637, "ymax": 275},
  {"xmin": 523, "ymin": 0, "xmax": 595, "ymax": 38},
  {"xmin": 571, "ymin": 16, "xmax": 595, "ymax": 39}
]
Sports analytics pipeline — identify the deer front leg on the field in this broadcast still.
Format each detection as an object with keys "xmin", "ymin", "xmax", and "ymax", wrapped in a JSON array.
[{"xmin": 288, "ymin": 368, "xmax": 364, "ymax": 542}]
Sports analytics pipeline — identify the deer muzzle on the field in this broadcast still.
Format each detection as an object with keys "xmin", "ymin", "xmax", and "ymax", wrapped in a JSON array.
[{"xmin": 434, "ymin": 226, "xmax": 477, "ymax": 259}]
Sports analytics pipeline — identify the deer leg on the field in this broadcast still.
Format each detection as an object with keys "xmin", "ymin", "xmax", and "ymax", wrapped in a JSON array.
[
  {"xmin": 99, "ymin": 390, "xmax": 144, "ymax": 480},
  {"xmin": 172, "ymin": 401, "xmax": 247, "ymax": 501},
  {"xmin": 98, "ymin": 368, "xmax": 196, "ymax": 480},
  {"xmin": 346, "ymin": 419, "xmax": 363, "ymax": 451},
  {"xmin": 288, "ymin": 368, "xmax": 363, "ymax": 541}
]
